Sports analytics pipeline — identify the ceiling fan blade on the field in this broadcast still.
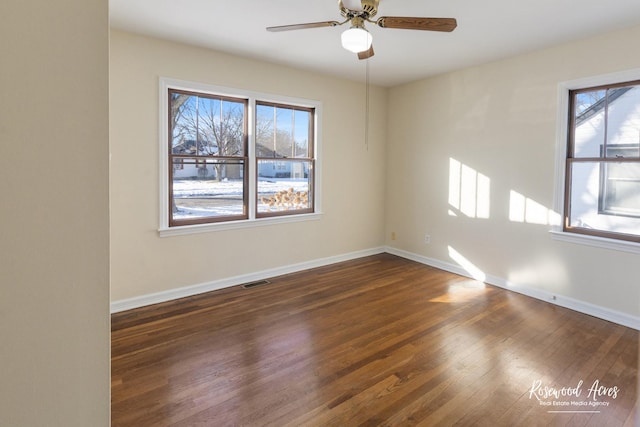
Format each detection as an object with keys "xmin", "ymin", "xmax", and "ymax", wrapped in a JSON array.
[
  {"xmin": 376, "ymin": 17, "xmax": 457, "ymax": 32},
  {"xmin": 358, "ymin": 45, "xmax": 375, "ymax": 60},
  {"xmin": 267, "ymin": 21, "xmax": 341, "ymax": 32}
]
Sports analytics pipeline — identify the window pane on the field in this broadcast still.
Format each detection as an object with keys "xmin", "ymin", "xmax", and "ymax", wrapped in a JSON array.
[
  {"xmin": 256, "ymin": 104, "xmax": 275, "ymax": 157},
  {"xmin": 203, "ymin": 98, "xmax": 245, "ymax": 157},
  {"xmin": 293, "ymin": 109, "xmax": 311, "ymax": 158},
  {"xmin": 170, "ymin": 92, "xmax": 245, "ymax": 157},
  {"xmin": 275, "ymin": 107, "xmax": 293, "ymax": 158},
  {"xmin": 255, "ymin": 104, "xmax": 293, "ymax": 158},
  {"xmin": 172, "ymin": 158, "xmax": 246, "ymax": 222},
  {"xmin": 606, "ymin": 86, "xmax": 640, "ymax": 156},
  {"xmin": 601, "ymin": 162, "xmax": 640, "ymax": 216},
  {"xmin": 171, "ymin": 93, "xmax": 197, "ymax": 155},
  {"xmin": 569, "ymin": 161, "xmax": 640, "ymax": 234},
  {"xmin": 573, "ymin": 90, "xmax": 606, "ymax": 158},
  {"xmin": 257, "ymin": 160, "xmax": 312, "ymax": 214},
  {"xmin": 256, "ymin": 104, "xmax": 313, "ymax": 159}
]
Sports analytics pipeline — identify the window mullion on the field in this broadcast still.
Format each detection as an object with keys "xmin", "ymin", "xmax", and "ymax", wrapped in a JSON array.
[
  {"xmin": 248, "ymin": 97, "xmax": 257, "ymax": 220},
  {"xmin": 603, "ymin": 89, "xmax": 609, "ymax": 157},
  {"xmin": 291, "ymin": 108, "xmax": 295, "ymax": 158}
]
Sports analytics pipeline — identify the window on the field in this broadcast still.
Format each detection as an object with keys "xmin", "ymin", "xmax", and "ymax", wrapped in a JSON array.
[
  {"xmin": 255, "ymin": 102, "xmax": 314, "ymax": 217},
  {"xmin": 564, "ymin": 80, "xmax": 640, "ymax": 244},
  {"xmin": 160, "ymin": 78, "xmax": 321, "ymax": 235},
  {"xmin": 169, "ymin": 89, "xmax": 248, "ymax": 226}
]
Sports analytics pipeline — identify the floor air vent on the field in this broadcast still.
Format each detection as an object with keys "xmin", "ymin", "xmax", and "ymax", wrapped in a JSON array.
[{"xmin": 241, "ymin": 280, "xmax": 271, "ymax": 289}]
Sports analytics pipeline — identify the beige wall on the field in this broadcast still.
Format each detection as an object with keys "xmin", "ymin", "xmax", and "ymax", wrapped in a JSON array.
[
  {"xmin": 110, "ymin": 30, "xmax": 388, "ymax": 302},
  {"xmin": 386, "ymin": 25, "xmax": 640, "ymax": 317},
  {"xmin": 111, "ymin": 26, "xmax": 639, "ymax": 319},
  {"xmin": 0, "ymin": 1, "xmax": 110, "ymax": 426}
]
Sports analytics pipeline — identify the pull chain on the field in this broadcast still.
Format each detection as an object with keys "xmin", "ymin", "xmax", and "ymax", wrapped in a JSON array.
[{"xmin": 365, "ymin": 59, "xmax": 370, "ymax": 151}]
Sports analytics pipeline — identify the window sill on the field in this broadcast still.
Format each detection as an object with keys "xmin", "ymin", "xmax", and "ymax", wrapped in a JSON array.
[
  {"xmin": 159, "ymin": 212, "xmax": 322, "ymax": 237},
  {"xmin": 549, "ymin": 229, "xmax": 640, "ymax": 254}
]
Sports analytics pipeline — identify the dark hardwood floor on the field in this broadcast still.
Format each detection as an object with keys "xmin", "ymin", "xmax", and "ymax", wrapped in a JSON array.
[{"xmin": 111, "ymin": 254, "xmax": 639, "ymax": 426}]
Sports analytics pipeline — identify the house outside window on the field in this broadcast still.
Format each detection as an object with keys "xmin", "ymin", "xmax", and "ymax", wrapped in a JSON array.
[
  {"xmin": 160, "ymin": 78, "xmax": 321, "ymax": 235},
  {"xmin": 564, "ymin": 80, "xmax": 640, "ymax": 244}
]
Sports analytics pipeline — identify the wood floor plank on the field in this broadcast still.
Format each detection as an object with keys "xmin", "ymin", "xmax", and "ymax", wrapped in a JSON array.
[{"xmin": 111, "ymin": 254, "xmax": 639, "ymax": 426}]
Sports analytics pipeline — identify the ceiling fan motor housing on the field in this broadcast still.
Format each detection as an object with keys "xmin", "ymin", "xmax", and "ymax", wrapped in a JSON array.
[
  {"xmin": 339, "ymin": 0, "xmax": 379, "ymax": 19},
  {"xmin": 360, "ymin": 0, "xmax": 379, "ymax": 18}
]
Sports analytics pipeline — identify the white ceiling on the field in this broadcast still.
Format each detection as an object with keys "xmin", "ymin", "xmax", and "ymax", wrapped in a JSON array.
[{"xmin": 110, "ymin": 0, "xmax": 640, "ymax": 87}]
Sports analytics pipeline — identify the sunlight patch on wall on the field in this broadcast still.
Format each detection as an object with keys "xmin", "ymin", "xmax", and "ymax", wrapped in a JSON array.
[
  {"xmin": 509, "ymin": 190, "xmax": 561, "ymax": 226},
  {"xmin": 449, "ymin": 158, "xmax": 491, "ymax": 219},
  {"xmin": 506, "ymin": 257, "xmax": 569, "ymax": 294},
  {"xmin": 448, "ymin": 246, "xmax": 487, "ymax": 282}
]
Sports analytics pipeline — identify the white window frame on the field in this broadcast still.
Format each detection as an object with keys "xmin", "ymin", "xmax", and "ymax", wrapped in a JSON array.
[
  {"xmin": 158, "ymin": 77, "xmax": 323, "ymax": 237},
  {"xmin": 552, "ymin": 69, "xmax": 640, "ymax": 254}
]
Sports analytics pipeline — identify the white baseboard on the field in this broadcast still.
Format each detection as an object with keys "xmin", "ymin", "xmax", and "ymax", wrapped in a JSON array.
[
  {"xmin": 111, "ymin": 245, "xmax": 639, "ymax": 330},
  {"xmin": 110, "ymin": 247, "xmax": 386, "ymax": 313},
  {"xmin": 385, "ymin": 246, "xmax": 640, "ymax": 331}
]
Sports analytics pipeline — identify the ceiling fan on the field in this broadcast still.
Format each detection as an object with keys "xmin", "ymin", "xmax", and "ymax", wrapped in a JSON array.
[{"xmin": 266, "ymin": 0, "xmax": 457, "ymax": 60}]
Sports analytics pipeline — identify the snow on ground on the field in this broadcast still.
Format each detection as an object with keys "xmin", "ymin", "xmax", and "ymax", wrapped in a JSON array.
[
  {"xmin": 173, "ymin": 178, "xmax": 309, "ymax": 219},
  {"xmin": 173, "ymin": 178, "xmax": 308, "ymax": 197}
]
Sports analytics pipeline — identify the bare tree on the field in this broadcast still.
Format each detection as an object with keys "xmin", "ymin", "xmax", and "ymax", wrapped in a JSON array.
[
  {"xmin": 171, "ymin": 95, "xmax": 245, "ymax": 181},
  {"xmin": 255, "ymin": 106, "xmax": 296, "ymax": 158},
  {"xmin": 199, "ymin": 99, "xmax": 244, "ymax": 180}
]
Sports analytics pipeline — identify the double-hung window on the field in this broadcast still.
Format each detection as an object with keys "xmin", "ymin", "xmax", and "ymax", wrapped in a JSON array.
[
  {"xmin": 255, "ymin": 102, "xmax": 315, "ymax": 217},
  {"xmin": 160, "ymin": 78, "xmax": 320, "ymax": 235},
  {"xmin": 562, "ymin": 79, "xmax": 640, "ymax": 245},
  {"xmin": 169, "ymin": 89, "xmax": 248, "ymax": 226}
]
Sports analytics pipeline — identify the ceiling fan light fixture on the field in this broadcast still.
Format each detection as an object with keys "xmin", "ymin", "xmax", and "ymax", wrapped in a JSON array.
[{"xmin": 341, "ymin": 26, "xmax": 373, "ymax": 53}]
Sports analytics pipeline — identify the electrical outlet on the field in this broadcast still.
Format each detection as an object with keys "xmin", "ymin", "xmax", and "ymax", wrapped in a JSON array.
[
  {"xmin": 391, "ymin": 231, "xmax": 396, "ymax": 241},
  {"xmin": 424, "ymin": 234, "xmax": 430, "ymax": 244}
]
